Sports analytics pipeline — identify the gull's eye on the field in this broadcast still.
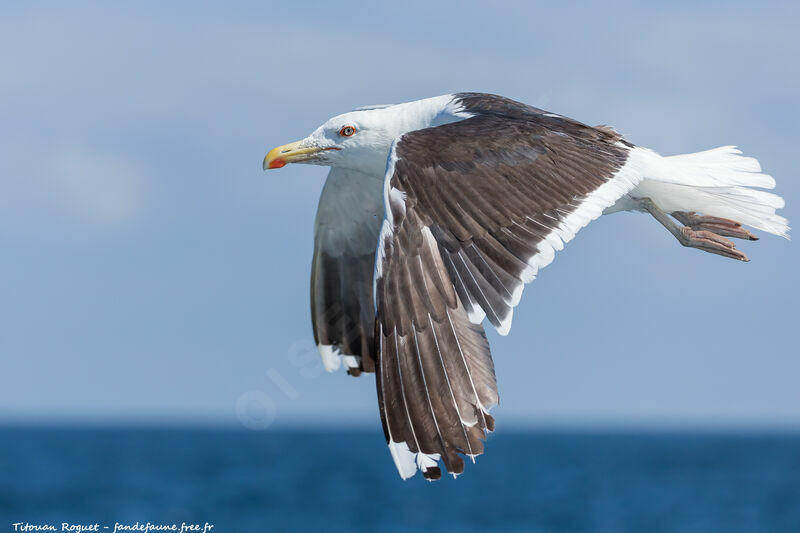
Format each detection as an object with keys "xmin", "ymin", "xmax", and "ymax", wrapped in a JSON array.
[{"xmin": 338, "ymin": 125, "xmax": 357, "ymax": 137}]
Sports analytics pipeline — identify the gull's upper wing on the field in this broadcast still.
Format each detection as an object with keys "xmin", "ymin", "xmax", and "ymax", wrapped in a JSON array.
[
  {"xmin": 311, "ymin": 167, "xmax": 383, "ymax": 375},
  {"xmin": 374, "ymin": 95, "xmax": 643, "ymax": 479}
]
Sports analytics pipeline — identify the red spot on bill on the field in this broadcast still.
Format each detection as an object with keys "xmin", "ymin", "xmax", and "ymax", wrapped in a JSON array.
[{"xmin": 269, "ymin": 158, "xmax": 286, "ymax": 169}]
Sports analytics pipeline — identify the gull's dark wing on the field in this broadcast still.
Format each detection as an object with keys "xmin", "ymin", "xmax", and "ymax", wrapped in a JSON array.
[
  {"xmin": 311, "ymin": 167, "xmax": 383, "ymax": 375},
  {"xmin": 374, "ymin": 93, "xmax": 641, "ymax": 479}
]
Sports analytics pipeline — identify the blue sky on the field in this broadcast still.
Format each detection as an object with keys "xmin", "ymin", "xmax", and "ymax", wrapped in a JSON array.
[{"xmin": 1, "ymin": 2, "xmax": 798, "ymax": 428}]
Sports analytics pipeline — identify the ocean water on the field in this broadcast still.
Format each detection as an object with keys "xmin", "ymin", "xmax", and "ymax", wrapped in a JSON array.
[{"xmin": 1, "ymin": 427, "xmax": 799, "ymax": 532}]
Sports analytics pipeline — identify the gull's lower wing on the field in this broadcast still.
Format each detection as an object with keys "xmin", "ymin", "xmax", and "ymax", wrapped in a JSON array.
[
  {"xmin": 374, "ymin": 94, "xmax": 644, "ymax": 479},
  {"xmin": 311, "ymin": 167, "xmax": 384, "ymax": 375}
]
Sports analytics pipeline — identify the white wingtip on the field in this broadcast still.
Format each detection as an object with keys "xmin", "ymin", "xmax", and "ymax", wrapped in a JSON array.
[
  {"xmin": 318, "ymin": 344, "xmax": 342, "ymax": 372},
  {"xmin": 496, "ymin": 310, "xmax": 513, "ymax": 336},
  {"xmin": 387, "ymin": 440, "xmax": 444, "ymax": 480},
  {"xmin": 318, "ymin": 345, "xmax": 362, "ymax": 372},
  {"xmin": 342, "ymin": 355, "xmax": 360, "ymax": 369},
  {"xmin": 388, "ymin": 440, "xmax": 418, "ymax": 480}
]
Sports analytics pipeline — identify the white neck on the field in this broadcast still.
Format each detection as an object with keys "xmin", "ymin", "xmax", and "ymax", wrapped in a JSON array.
[{"xmin": 331, "ymin": 94, "xmax": 473, "ymax": 177}]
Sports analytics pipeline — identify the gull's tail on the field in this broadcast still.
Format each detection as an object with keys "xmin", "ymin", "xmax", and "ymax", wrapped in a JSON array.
[{"xmin": 629, "ymin": 145, "xmax": 789, "ymax": 238}]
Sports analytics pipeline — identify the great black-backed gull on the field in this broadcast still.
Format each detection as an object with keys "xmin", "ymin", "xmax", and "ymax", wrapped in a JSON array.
[{"xmin": 263, "ymin": 93, "xmax": 788, "ymax": 480}]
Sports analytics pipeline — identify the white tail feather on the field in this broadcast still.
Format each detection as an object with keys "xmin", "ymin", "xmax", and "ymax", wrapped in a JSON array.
[{"xmin": 627, "ymin": 146, "xmax": 789, "ymax": 238}]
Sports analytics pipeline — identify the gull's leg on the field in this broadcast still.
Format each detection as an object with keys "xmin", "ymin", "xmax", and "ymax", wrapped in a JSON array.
[
  {"xmin": 671, "ymin": 211, "xmax": 759, "ymax": 241},
  {"xmin": 637, "ymin": 198, "xmax": 750, "ymax": 262}
]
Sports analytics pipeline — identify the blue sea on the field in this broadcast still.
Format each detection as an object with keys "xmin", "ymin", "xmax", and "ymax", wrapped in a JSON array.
[{"xmin": 1, "ymin": 427, "xmax": 799, "ymax": 532}]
